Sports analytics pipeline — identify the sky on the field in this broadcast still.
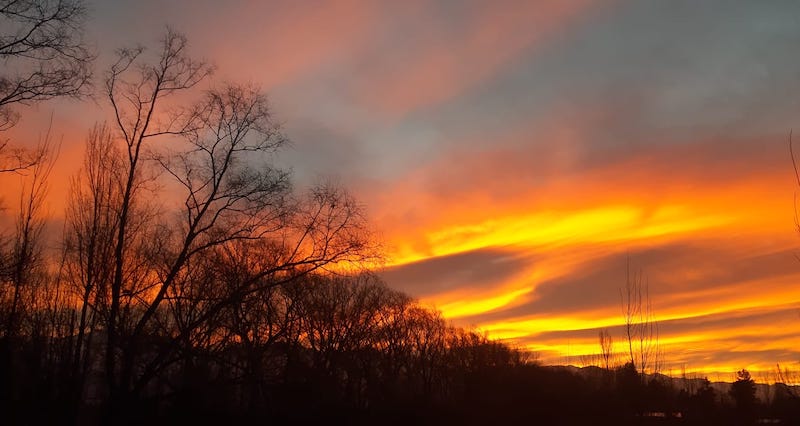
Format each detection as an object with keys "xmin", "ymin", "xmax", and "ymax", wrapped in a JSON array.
[{"xmin": 6, "ymin": 0, "xmax": 800, "ymax": 379}]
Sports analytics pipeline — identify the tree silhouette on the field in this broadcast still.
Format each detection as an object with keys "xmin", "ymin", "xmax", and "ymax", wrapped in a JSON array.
[
  {"xmin": 0, "ymin": 132, "xmax": 58, "ymax": 423},
  {"xmin": 0, "ymin": 0, "xmax": 93, "ymax": 172},
  {"xmin": 90, "ymin": 29, "xmax": 377, "ymax": 423},
  {"xmin": 599, "ymin": 328, "xmax": 613, "ymax": 370},
  {"xmin": 620, "ymin": 258, "xmax": 659, "ymax": 376},
  {"xmin": 729, "ymin": 369, "xmax": 757, "ymax": 423},
  {"xmin": 61, "ymin": 125, "xmax": 122, "ymax": 411}
]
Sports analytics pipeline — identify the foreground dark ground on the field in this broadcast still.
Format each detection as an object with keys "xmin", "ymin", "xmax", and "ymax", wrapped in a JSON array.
[{"xmin": 4, "ymin": 333, "xmax": 799, "ymax": 426}]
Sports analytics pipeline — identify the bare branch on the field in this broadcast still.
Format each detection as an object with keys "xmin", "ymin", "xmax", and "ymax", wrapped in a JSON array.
[{"xmin": 0, "ymin": 0, "xmax": 94, "ymax": 125}]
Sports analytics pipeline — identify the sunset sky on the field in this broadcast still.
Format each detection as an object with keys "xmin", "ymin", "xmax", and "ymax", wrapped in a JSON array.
[{"xmin": 7, "ymin": 0, "xmax": 800, "ymax": 379}]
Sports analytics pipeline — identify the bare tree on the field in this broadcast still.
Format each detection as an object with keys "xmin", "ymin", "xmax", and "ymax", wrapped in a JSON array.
[
  {"xmin": 97, "ymin": 30, "xmax": 375, "ymax": 417},
  {"xmin": 1, "ymin": 130, "xmax": 57, "ymax": 339},
  {"xmin": 293, "ymin": 274, "xmax": 385, "ymax": 372},
  {"xmin": 0, "ymin": 128, "xmax": 57, "ymax": 417},
  {"xmin": 60, "ymin": 124, "xmax": 123, "ymax": 401},
  {"xmin": 620, "ymin": 258, "xmax": 658, "ymax": 376},
  {"xmin": 599, "ymin": 328, "xmax": 613, "ymax": 370},
  {"xmin": 405, "ymin": 305, "xmax": 447, "ymax": 397},
  {"xmin": 101, "ymin": 28, "xmax": 212, "ymax": 411},
  {"xmin": 212, "ymin": 259, "xmax": 294, "ymax": 412},
  {"xmin": 0, "ymin": 0, "xmax": 94, "ymax": 129}
]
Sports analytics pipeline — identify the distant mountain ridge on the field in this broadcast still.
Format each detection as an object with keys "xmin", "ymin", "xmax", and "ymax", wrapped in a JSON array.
[{"xmin": 549, "ymin": 364, "xmax": 800, "ymax": 403}]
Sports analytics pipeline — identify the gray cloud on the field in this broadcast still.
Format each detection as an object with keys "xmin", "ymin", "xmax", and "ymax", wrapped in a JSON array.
[{"xmin": 380, "ymin": 248, "xmax": 535, "ymax": 299}]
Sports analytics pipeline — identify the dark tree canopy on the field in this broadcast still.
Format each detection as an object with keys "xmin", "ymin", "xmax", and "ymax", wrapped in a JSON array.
[
  {"xmin": 730, "ymin": 369, "xmax": 757, "ymax": 411},
  {"xmin": 0, "ymin": 0, "xmax": 93, "ymax": 125}
]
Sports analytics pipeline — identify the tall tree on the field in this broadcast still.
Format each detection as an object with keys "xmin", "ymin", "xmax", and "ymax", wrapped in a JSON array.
[
  {"xmin": 99, "ymin": 30, "xmax": 374, "ymax": 421},
  {"xmin": 729, "ymin": 369, "xmax": 757, "ymax": 422},
  {"xmin": 102, "ymin": 29, "xmax": 212, "ymax": 414},
  {"xmin": 0, "ymin": 131, "xmax": 57, "ymax": 421},
  {"xmin": 61, "ymin": 124, "xmax": 123, "ymax": 404},
  {"xmin": 1, "ymin": 132, "xmax": 56, "ymax": 339},
  {"xmin": 599, "ymin": 328, "xmax": 614, "ymax": 371},
  {"xmin": 620, "ymin": 258, "xmax": 659, "ymax": 376}
]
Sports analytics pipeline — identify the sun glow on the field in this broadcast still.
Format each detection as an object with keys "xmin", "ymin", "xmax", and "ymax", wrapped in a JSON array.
[{"xmin": 377, "ymin": 167, "xmax": 800, "ymax": 375}]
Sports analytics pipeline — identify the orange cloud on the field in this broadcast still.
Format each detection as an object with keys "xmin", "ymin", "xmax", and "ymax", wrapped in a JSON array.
[
  {"xmin": 201, "ymin": 0, "xmax": 383, "ymax": 89},
  {"xmin": 372, "ymin": 107, "xmax": 799, "ymax": 375},
  {"xmin": 355, "ymin": 0, "xmax": 599, "ymax": 116}
]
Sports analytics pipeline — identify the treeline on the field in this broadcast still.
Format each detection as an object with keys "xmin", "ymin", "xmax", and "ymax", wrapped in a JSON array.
[{"xmin": 1, "ymin": 264, "xmax": 527, "ymax": 424}]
